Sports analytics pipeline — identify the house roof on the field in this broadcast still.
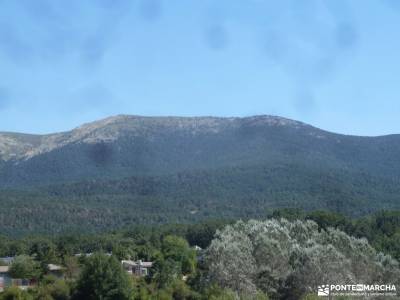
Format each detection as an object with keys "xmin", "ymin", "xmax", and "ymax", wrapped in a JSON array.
[
  {"xmin": 121, "ymin": 260, "xmax": 153, "ymax": 267},
  {"xmin": 140, "ymin": 262, "xmax": 153, "ymax": 267},
  {"xmin": 74, "ymin": 252, "xmax": 112, "ymax": 257},
  {"xmin": 121, "ymin": 260, "xmax": 136, "ymax": 267},
  {"xmin": 0, "ymin": 266, "xmax": 9, "ymax": 273},
  {"xmin": 48, "ymin": 264, "xmax": 63, "ymax": 271}
]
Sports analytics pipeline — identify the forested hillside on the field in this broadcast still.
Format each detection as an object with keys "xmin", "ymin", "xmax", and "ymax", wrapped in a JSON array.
[
  {"xmin": 2, "ymin": 163, "xmax": 400, "ymax": 236},
  {"xmin": 2, "ymin": 115, "xmax": 400, "ymax": 187},
  {"xmin": 1, "ymin": 115, "xmax": 400, "ymax": 235}
]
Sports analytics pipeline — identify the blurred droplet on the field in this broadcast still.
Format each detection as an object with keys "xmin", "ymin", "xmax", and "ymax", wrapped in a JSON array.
[
  {"xmin": 139, "ymin": 0, "xmax": 162, "ymax": 21},
  {"xmin": 264, "ymin": 31, "xmax": 287, "ymax": 62},
  {"xmin": 81, "ymin": 34, "xmax": 108, "ymax": 67},
  {"xmin": 87, "ymin": 142, "xmax": 114, "ymax": 166},
  {"xmin": 204, "ymin": 25, "xmax": 229, "ymax": 50},
  {"xmin": 335, "ymin": 23, "xmax": 358, "ymax": 49}
]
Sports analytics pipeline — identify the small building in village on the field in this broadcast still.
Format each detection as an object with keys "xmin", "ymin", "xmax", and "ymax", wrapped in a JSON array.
[
  {"xmin": 0, "ymin": 266, "xmax": 36, "ymax": 292},
  {"xmin": 1, "ymin": 254, "xmax": 153, "ymax": 292},
  {"xmin": 121, "ymin": 260, "xmax": 153, "ymax": 277},
  {"xmin": 47, "ymin": 264, "xmax": 65, "ymax": 279},
  {"xmin": 0, "ymin": 262, "xmax": 63, "ymax": 291}
]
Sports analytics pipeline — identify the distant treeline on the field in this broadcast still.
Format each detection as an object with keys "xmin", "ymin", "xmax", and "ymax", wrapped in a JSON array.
[{"xmin": 1, "ymin": 209, "xmax": 399, "ymax": 261}]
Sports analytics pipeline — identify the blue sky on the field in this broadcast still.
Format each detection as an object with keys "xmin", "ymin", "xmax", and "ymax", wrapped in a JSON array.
[{"xmin": 0, "ymin": 0, "xmax": 399, "ymax": 136}]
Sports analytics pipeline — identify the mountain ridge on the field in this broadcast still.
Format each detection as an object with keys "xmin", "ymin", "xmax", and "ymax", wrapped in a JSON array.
[
  {"xmin": 1, "ymin": 113, "xmax": 393, "ymax": 163},
  {"xmin": 2, "ymin": 114, "xmax": 400, "ymax": 186},
  {"xmin": 1, "ymin": 114, "xmax": 400, "ymax": 235},
  {"xmin": 2, "ymin": 114, "xmax": 398, "ymax": 139},
  {"xmin": 0, "ymin": 115, "xmax": 306, "ymax": 160}
]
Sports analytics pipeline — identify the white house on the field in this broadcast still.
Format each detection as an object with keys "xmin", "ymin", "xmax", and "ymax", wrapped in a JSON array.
[{"xmin": 121, "ymin": 260, "xmax": 153, "ymax": 277}]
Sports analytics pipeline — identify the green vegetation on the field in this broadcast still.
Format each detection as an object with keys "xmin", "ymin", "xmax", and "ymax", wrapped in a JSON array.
[
  {"xmin": 8, "ymin": 255, "xmax": 41, "ymax": 280},
  {"xmin": 0, "ymin": 210, "xmax": 399, "ymax": 299},
  {"xmin": 271, "ymin": 209, "xmax": 400, "ymax": 261},
  {"xmin": 206, "ymin": 218, "xmax": 400, "ymax": 299},
  {"xmin": 2, "ymin": 162, "xmax": 400, "ymax": 236},
  {"xmin": 2, "ymin": 116, "xmax": 400, "ymax": 236},
  {"xmin": 72, "ymin": 253, "xmax": 132, "ymax": 300}
]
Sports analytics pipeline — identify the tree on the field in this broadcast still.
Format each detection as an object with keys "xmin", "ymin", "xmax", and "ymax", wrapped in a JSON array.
[
  {"xmin": 204, "ymin": 285, "xmax": 236, "ymax": 300},
  {"xmin": 162, "ymin": 235, "xmax": 196, "ymax": 275},
  {"xmin": 9, "ymin": 255, "xmax": 41, "ymax": 279},
  {"xmin": 205, "ymin": 226, "xmax": 257, "ymax": 294},
  {"xmin": 152, "ymin": 258, "xmax": 180, "ymax": 288},
  {"xmin": 170, "ymin": 279, "xmax": 199, "ymax": 300},
  {"xmin": 0, "ymin": 286, "xmax": 33, "ymax": 300},
  {"xmin": 28, "ymin": 239, "xmax": 59, "ymax": 275},
  {"xmin": 112, "ymin": 244, "xmax": 135, "ymax": 261},
  {"xmin": 34, "ymin": 275, "xmax": 70, "ymax": 300},
  {"xmin": 29, "ymin": 239, "xmax": 58, "ymax": 265},
  {"xmin": 48, "ymin": 279, "xmax": 70, "ymax": 300},
  {"xmin": 186, "ymin": 220, "xmax": 231, "ymax": 249},
  {"xmin": 206, "ymin": 218, "xmax": 400, "ymax": 299},
  {"xmin": 305, "ymin": 210, "xmax": 348, "ymax": 230},
  {"xmin": 63, "ymin": 256, "xmax": 80, "ymax": 280},
  {"xmin": 72, "ymin": 253, "xmax": 133, "ymax": 300}
]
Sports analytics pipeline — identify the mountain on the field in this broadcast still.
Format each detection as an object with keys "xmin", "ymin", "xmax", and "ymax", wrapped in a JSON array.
[
  {"xmin": 0, "ymin": 115, "xmax": 320, "ymax": 186},
  {"xmin": 1, "ymin": 115, "xmax": 400, "ymax": 236}
]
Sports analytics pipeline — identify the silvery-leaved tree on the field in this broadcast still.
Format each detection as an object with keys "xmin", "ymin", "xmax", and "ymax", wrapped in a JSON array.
[{"xmin": 205, "ymin": 218, "xmax": 400, "ymax": 299}]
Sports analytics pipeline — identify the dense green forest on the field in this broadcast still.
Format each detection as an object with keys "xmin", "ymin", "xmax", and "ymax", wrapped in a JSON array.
[
  {"xmin": 2, "ymin": 163, "xmax": 400, "ymax": 236},
  {"xmin": 0, "ymin": 209, "xmax": 399, "ymax": 299}
]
